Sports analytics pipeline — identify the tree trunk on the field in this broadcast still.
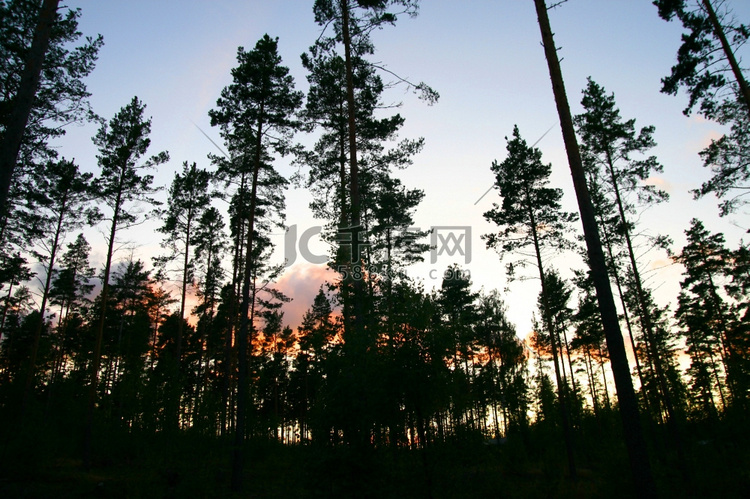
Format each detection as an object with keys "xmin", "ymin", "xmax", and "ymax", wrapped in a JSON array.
[
  {"xmin": 84, "ymin": 189, "xmax": 122, "ymax": 469},
  {"xmin": 341, "ymin": 0, "xmax": 366, "ymax": 345},
  {"xmin": 0, "ymin": 0, "xmax": 60, "ymax": 217},
  {"xmin": 520, "ymin": 169, "xmax": 577, "ymax": 476},
  {"xmin": 341, "ymin": 0, "xmax": 360, "ymax": 236},
  {"xmin": 561, "ymin": 326, "xmax": 579, "ymax": 409},
  {"xmin": 22, "ymin": 190, "xmax": 68, "ymax": 412},
  {"xmin": 231, "ymin": 111, "xmax": 264, "ymax": 492},
  {"xmin": 605, "ymin": 149, "xmax": 677, "ymax": 424},
  {"xmin": 605, "ymin": 148, "xmax": 689, "ymax": 474},
  {"xmin": 222, "ymin": 170, "xmax": 247, "ymax": 436},
  {"xmin": 177, "ymin": 215, "xmax": 193, "ymax": 362},
  {"xmin": 584, "ymin": 347, "xmax": 600, "ymax": 419},
  {"xmin": 533, "ymin": 1, "xmax": 656, "ymax": 495},
  {"xmin": 597, "ymin": 208, "xmax": 654, "ymax": 418},
  {"xmin": 167, "ymin": 210, "xmax": 194, "ymax": 432},
  {"xmin": 701, "ymin": 0, "xmax": 750, "ymax": 117},
  {"xmin": 597, "ymin": 345, "xmax": 611, "ymax": 409}
]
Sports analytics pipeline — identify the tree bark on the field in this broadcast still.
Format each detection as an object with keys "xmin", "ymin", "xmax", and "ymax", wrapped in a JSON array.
[
  {"xmin": 22, "ymin": 188, "xmax": 69, "ymax": 412},
  {"xmin": 84, "ymin": 182, "xmax": 123, "ymax": 469},
  {"xmin": 231, "ymin": 108, "xmax": 264, "ymax": 492},
  {"xmin": 341, "ymin": 0, "xmax": 360, "ymax": 237},
  {"xmin": 341, "ymin": 0, "xmax": 367, "ymax": 350},
  {"xmin": 525, "ymin": 185, "xmax": 576, "ymax": 479},
  {"xmin": 533, "ymin": 1, "xmax": 656, "ymax": 496},
  {"xmin": 701, "ymin": 0, "xmax": 750, "ymax": 117},
  {"xmin": 0, "ymin": 0, "xmax": 60, "ymax": 217}
]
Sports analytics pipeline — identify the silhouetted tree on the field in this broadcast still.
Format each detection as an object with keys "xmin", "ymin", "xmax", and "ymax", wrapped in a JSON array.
[
  {"xmin": 48, "ymin": 233, "xmax": 95, "ymax": 386},
  {"xmin": 693, "ymin": 97, "xmax": 750, "ymax": 215},
  {"xmin": 84, "ymin": 96, "xmax": 168, "ymax": 468},
  {"xmin": 475, "ymin": 289, "xmax": 529, "ymax": 436},
  {"xmin": 208, "ymin": 34, "xmax": 302, "ymax": 491},
  {"xmin": 21, "ymin": 158, "xmax": 96, "ymax": 407},
  {"xmin": 0, "ymin": 0, "xmax": 102, "ymax": 217},
  {"xmin": 533, "ymin": 1, "xmax": 656, "ymax": 493},
  {"xmin": 674, "ymin": 219, "xmax": 741, "ymax": 412},
  {"xmin": 309, "ymin": 0, "xmax": 435, "ymax": 356},
  {"xmin": 654, "ymin": 0, "xmax": 750, "ymax": 118},
  {"xmin": 484, "ymin": 124, "xmax": 577, "ymax": 476},
  {"xmin": 574, "ymin": 78, "xmax": 676, "ymax": 427},
  {"xmin": 154, "ymin": 161, "xmax": 211, "ymax": 429}
]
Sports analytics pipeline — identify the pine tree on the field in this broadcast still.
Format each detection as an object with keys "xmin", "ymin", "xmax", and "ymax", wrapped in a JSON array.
[
  {"xmin": 156, "ymin": 161, "xmax": 210, "ymax": 362},
  {"xmin": 193, "ymin": 207, "xmax": 226, "ymax": 320},
  {"xmin": 533, "ymin": 1, "xmax": 656, "ymax": 492},
  {"xmin": 539, "ymin": 269, "xmax": 581, "ymax": 417},
  {"xmin": 475, "ymin": 289, "xmax": 528, "ymax": 436},
  {"xmin": 291, "ymin": 287, "xmax": 340, "ymax": 443},
  {"xmin": 693, "ymin": 96, "xmax": 750, "ymax": 215},
  {"xmin": 208, "ymin": 34, "xmax": 302, "ymax": 491},
  {"xmin": 574, "ymin": 78, "xmax": 676, "ymax": 426},
  {"xmin": 437, "ymin": 265, "xmax": 479, "ymax": 432},
  {"xmin": 654, "ymin": 1, "xmax": 750, "ymax": 216},
  {"xmin": 84, "ymin": 96, "xmax": 168, "ymax": 468},
  {"xmin": 483, "ymin": 124, "xmax": 577, "ymax": 476},
  {"xmin": 48, "ymin": 233, "xmax": 95, "ymax": 387},
  {"xmin": 307, "ymin": 0, "xmax": 435, "ymax": 359},
  {"xmin": 0, "ymin": 0, "xmax": 102, "ymax": 216},
  {"xmin": 725, "ymin": 244, "xmax": 750, "ymax": 410},
  {"xmin": 298, "ymin": 27, "xmax": 427, "ymax": 359},
  {"xmin": 153, "ymin": 161, "xmax": 211, "ymax": 429},
  {"xmin": 105, "ymin": 259, "xmax": 152, "ymax": 428},
  {"xmin": 571, "ymin": 273, "xmax": 610, "ymax": 416},
  {"xmin": 21, "ymin": 158, "xmax": 96, "ymax": 407},
  {"xmin": 674, "ymin": 219, "xmax": 739, "ymax": 411},
  {"xmin": 654, "ymin": 0, "xmax": 750, "ymax": 118}
]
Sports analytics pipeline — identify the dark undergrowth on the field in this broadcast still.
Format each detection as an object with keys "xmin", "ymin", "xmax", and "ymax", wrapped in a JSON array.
[{"xmin": 0, "ymin": 409, "xmax": 748, "ymax": 498}]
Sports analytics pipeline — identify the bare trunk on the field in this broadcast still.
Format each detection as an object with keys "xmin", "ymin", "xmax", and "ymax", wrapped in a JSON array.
[
  {"xmin": 526, "ymin": 190, "xmax": 576, "ymax": 478},
  {"xmin": 231, "ymin": 109, "xmax": 264, "ymax": 492},
  {"xmin": 23, "ymin": 190, "xmax": 68, "ymax": 411},
  {"xmin": 341, "ymin": 0, "xmax": 367, "ymax": 349},
  {"xmin": 584, "ymin": 347, "xmax": 600, "ymax": 419},
  {"xmin": 0, "ymin": 0, "xmax": 60, "ymax": 217},
  {"xmin": 561, "ymin": 326, "xmax": 579, "ymax": 406},
  {"xmin": 597, "ymin": 210, "xmax": 654, "ymax": 418},
  {"xmin": 222, "ymin": 170, "xmax": 247, "ymax": 436},
  {"xmin": 701, "ymin": 0, "xmax": 750, "ymax": 117},
  {"xmin": 597, "ymin": 345, "xmax": 611, "ymax": 409},
  {"xmin": 605, "ymin": 149, "xmax": 677, "ymax": 425},
  {"xmin": 533, "ymin": 1, "xmax": 655, "ymax": 494},
  {"xmin": 84, "ymin": 190, "xmax": 121, "ymax": 469}
]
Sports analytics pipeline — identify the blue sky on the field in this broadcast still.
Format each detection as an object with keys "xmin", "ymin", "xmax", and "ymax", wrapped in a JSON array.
[{"xmin": 53, "ymin": 0, "xmax": 749, "ymax": 335}]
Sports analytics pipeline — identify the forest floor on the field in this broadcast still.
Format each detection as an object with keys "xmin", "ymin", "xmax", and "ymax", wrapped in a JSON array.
[{"xmin": 1, "ymin": 418, "xmax": 749, "ymax": 498}]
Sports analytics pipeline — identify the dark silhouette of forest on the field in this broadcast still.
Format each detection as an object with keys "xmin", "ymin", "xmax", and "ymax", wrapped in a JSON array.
[{"xmin": 1, "ymin": 0, "xmax": 749, "ymax": 497}]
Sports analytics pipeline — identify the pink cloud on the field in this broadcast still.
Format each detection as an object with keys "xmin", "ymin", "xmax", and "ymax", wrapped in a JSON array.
[
  {"xmin": 698, "ymin": 130, "xmax": 724, "ymax": 150},
  {"xmin": 274, "ymin": 263, "xmax": 338, "ymax": 332},
  {"xmin": 643, "ymin": 176, "xmax": 673, "ymax": 194}
]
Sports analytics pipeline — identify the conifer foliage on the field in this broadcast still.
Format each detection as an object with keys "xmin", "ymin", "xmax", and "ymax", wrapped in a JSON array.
[{"xmin": 1, "ymin": 1, "xmax": 750, "ymax": 497}]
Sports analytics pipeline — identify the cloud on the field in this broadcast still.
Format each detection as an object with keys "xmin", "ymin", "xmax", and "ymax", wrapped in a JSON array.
[
  {"xmin": 698, "ymin": 130, "xmax": 724, "ymax": 150},
  {"xmin": 689, "ymin": 114, "xmax": 709, "ymax": 124},
  {"xmin": 274, "ymin": 263, "xmax": 338, "ymax": 331},
  {"xmin": 643, "ymin": 176, "xmax": 673, "ymax": 194},
  {"xmin": 648, "ymin": 257, "xmax": 677, "ymax": 271}
]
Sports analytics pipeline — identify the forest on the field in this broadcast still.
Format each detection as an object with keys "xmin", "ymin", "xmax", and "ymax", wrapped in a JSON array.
[{"xmin": 0, "ymin": 0, "xmax": 749, "ymax": 497}]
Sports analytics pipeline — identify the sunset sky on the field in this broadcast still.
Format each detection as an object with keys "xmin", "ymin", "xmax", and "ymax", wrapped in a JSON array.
[{"xmin": 52, "ymin": 0, "xmax": 750, "ymax": 338}]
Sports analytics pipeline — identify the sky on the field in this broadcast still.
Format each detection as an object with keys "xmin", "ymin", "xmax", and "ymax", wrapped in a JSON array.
[{"xmin": 50, "ymin": 0, "xmax": 750, "ymax": 338}]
